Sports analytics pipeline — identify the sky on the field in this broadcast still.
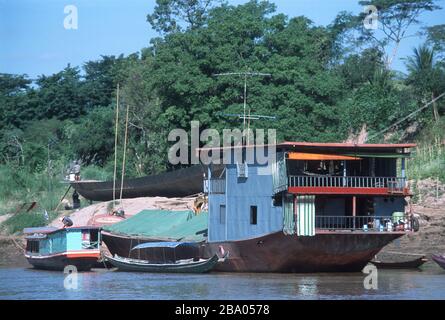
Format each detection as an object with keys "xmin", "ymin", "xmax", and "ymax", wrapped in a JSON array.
[{"xmin": 1, "ymin": 0, "xmax": 444, "ymax": 79}]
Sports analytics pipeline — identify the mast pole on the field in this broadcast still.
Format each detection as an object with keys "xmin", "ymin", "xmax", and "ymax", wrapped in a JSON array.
[
  {"xmin": 113, "ymin": 83, "xmax": 120, "ymax": 209},
  {"xmin": 119, "ymin": 103, "xmax": 130, "ymax": 207}
]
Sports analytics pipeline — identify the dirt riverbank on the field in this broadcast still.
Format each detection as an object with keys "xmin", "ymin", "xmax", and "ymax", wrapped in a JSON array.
[{"xmin": 0, "ymin": 185, "xmax": 443, "ymax": 268}]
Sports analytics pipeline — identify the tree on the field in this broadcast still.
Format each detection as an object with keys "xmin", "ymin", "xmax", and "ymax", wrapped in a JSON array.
[
  {"xmin": 425, "ymin": 24, "xmax": 445, "ymax": 59},
  {"xmin": 35, "ymin": 65, "xmax": 85, "ymax": 120},
  {"xmin": 405, "ymin": 44, "xmax": 445, "ymax": 121},
  {"xmin": 333, "ymin": 0, "xmax": 441, "ymax": 68},
  {"xmin": 147, "ymin": 0, "xmax": 222, "ymax": 34},
  {"xmin": 0, "ymin": 73, "xmax": 34, "ymax": 129}
]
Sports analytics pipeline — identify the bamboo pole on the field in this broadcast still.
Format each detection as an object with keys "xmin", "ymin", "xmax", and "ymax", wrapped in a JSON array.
[
  {"xmin": 113, "ymin": 84, "xmax": 120, "ymax": 210},
  {"xmin": 119, "ymin": 103, "xmax": 130, "ymax": 208}
]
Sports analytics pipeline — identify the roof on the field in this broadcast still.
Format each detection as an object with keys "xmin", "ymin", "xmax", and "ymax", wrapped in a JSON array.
[
  {"xmin": 278, "ymin": 141, "xmax": 416, "ymax": 148},
  {"xmin": 131, "ymin": 242, "xmax": 200, "ymax": 250},
  {"xmin": 102, "ymin": 209, "xmax": 208, "ymax": 241},
  {"xmin": 197, "ymin": 141, "xmax": 415, "ymax": 155},
  {"xmin": 23, "ymin": 227, "xmax": 59, "ymax": 234},
  {"xmin": 23, "ymin": 225, "xmax": 100, "ymax": 235}
]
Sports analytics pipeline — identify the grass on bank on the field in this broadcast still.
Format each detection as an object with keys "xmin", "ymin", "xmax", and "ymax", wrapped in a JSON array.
[{"xmin": 0, "ymin": 164, "xmax": 111, "ymax": 234}]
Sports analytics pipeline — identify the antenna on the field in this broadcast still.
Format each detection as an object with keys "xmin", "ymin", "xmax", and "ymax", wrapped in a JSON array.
[{"xmin": 213, "ymin": 71, "xmax": 274, "ymax": 145}]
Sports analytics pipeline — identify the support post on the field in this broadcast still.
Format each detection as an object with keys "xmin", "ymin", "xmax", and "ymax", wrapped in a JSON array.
[
  {"xmin": 352, "ymin": 196, "xmax": 356, "ymax": 229},
  {"xmin": 401, "ymin": 158, "xmax": 406, "ymax": 179}
]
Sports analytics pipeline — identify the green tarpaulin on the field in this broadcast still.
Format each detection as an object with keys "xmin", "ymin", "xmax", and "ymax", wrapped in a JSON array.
[{"xmin": 102, "ymin": 210, "xmax": 208, "ymax": 241}]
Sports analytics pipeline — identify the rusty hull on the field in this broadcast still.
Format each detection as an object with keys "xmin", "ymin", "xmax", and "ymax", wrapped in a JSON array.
[{"xmin": 102, "ymin": 229, "xmax": 405, "ymax": 273}]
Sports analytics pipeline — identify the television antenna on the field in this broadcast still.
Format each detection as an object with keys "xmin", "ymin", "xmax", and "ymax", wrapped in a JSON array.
[{"xmin": 213, "ymin": 71, "xmax": 275, "ymax": 145}]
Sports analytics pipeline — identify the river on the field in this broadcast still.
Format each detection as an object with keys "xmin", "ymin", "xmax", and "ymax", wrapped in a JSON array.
[{"xmin": 1, "ymin": 264, "xmax": 444, "ymax": 300}]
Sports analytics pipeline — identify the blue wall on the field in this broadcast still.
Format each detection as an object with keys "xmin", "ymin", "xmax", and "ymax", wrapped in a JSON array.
[
  {"xmin": 374, "ymin": 197, "xmax": 405, "ymax": 216},
  {"xmin": 208, "ymin": 162, "xmax": 283, "ymax": 242}
]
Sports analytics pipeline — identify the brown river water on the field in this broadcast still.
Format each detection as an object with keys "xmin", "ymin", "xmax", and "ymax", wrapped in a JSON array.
[{"xmin": 0, "ymin": 263, "xmax": 444, "ymax": 300}]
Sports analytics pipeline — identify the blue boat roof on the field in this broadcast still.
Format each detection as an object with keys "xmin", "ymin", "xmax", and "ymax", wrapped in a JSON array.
[
  {"xmin": 131, "ymin": 242, "xmax": 200, "ymax": 250},
  {"xmin": 23, "ymin": 227, "xmax": 59, "ymax": 234},
  {"xmin": 23, "ymin": 226, "xmax": 100, "ymax": 235}
]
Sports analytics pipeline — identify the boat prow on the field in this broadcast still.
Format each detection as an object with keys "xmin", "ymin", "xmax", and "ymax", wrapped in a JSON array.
[{"xmin": 432, "ymin": 254, "xmax": 445, "ymax": 270}]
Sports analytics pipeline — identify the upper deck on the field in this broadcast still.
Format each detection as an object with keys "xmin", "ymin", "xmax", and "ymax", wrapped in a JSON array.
[
  {"xmin": 203, "ymin": 141, "xmax": 415, "ymax": 197},
  {"xmin": 272, "ymin": 142, "xmax": 414, "ymax": 196}
]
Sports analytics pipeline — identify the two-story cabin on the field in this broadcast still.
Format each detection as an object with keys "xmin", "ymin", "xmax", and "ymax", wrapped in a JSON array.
[{"xmin": 202, "ymin": 142, "xmax": 418, "ymax": 272}]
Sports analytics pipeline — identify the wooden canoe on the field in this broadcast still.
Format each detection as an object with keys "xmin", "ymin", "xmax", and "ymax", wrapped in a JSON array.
[
  {"xmin": 106, "ymin": 254, "xmax": 221, "ymax": 273},
  {"xmin": 432, "ymin": 254, "xmax": 445, "ymax": 270},
  {"xmin": 370, "ymin": 256, "xmax": 428, "ymax": 269}
]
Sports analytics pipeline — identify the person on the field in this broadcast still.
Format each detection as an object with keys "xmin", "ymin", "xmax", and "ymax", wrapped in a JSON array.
[
  {"xmin": 73, "ymin": 160, "xmax": 81, "ymax": 181},
  {"xmin": 72, "ymin": 190, "xmax": 80, "ymax": 209}
]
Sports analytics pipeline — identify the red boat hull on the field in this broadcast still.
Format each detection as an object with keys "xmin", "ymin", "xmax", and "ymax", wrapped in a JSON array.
[
  {"xmin": 25, "ymin": 251, "xmax": 100, "ymax": 271},
  {"xmin": 102, "ymin": 230, "xmax": 405, "ymax": 273}
]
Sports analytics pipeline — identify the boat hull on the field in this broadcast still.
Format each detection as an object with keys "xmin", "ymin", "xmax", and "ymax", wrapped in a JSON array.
[
  {"xmin": 204, "ymin": 231, "xmax": 405, "ymax": 273},
  {"xmin": 432, "ymin": 254, "xmax": 445, "ymax": 270},
  {"xmin": 25, "ymin": 251, "xmax": 100, "ymax": 271},
  {"xmin": 106, "ymin": 255, "xmax": 219, "ymax": 273},
  {"xmin": 370, "ymin": 257, "xmax": 428, "ymax": 269},
  {"xmin": 102, "ymin": 230, "xmax": 405, "ymax": 273},
  {"xmin": 70, "ymin": 165, "xmax": 223, "ymax": 201}
]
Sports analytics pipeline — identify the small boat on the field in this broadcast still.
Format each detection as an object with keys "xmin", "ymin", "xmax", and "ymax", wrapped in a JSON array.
[
  {"xmin": 106, "ymin": 241, "xmax": 225, "ymax": 273},
  {"xmin": 432, "ymin": 254, "xmax": 445, "ymax": 270},
  {"xmin": 370, "ymin": 256, "xmax": 428, "ymax": 269},
  {"xmin": 24, "ymin": 226, "xmax": 101, "ymax": 271}
]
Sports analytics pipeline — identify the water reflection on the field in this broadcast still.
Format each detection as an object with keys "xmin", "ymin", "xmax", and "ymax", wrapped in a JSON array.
[{"xmin": 0, "ymin": 265, "xmax": 444, "ymax": 300}]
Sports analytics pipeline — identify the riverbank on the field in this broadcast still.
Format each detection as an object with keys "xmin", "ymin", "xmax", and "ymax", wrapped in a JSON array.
[
  {"xmin": 0, "ymin": 196, "xmax": 197, "ymax": 267},
  {"xmin": 0, "ymin": 236, "xmax": 28, "ymax": 268},
  {"xmin": 0, "ymin": 185, "xmax": 443, "ymax": 268}
]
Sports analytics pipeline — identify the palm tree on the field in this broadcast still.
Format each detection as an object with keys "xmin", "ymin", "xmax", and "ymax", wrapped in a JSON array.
[{"xmin": 405, "ymin": 44, "xmax": 441, "ymax": 121}]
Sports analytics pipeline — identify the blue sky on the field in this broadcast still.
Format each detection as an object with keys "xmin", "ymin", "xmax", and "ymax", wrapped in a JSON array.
[{"xmin": 1, "ymin": 0, "xmax": 444, "ymax": 78}]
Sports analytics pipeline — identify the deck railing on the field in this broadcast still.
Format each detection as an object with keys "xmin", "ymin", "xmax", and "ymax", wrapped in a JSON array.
[
  {"xmin": 204, "ymin": 179, "xmax": 226, "ymax": 194},
  {"xmin": 288, "ymin": 175, "xmax": 406, "ymax": 191},
  {"xmin": 315, "ymin": 215, "xmax": 414, "ymax": 231}
]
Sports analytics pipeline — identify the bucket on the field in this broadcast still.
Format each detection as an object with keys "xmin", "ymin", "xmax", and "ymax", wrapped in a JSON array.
[
  {"xmin": 392, "ymin": 211, "xmax": 404, "ymax": 223},
  {"xmin": 69, "ymin": 173, "xmax": 75, "ymax": 181}
]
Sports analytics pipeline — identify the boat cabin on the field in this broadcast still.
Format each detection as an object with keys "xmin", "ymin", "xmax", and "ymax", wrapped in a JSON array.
[
  {"xmin": 202, "ymin": 142, "xmax": 416, "ymax": 242},
  {"xmin": 24, "ymin": 226, "xmax": 101, "ymax": 271}
]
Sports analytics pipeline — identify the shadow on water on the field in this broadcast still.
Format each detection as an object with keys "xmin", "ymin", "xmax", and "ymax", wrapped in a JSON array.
[{"xmin": 0, "ymin": 264, "xmax": 444, "ymax": 300}]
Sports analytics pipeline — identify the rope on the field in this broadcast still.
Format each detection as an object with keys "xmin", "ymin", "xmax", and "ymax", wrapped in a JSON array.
[
  {"xmin": 368, "ymin": 91, "xmax": 445, "ymax": 141},
  {"xmin": 119, "ymin": 103, "xmax": 130, "ymax": 211},
  {"xmin": 11, "ymin": 236, "xmax": 25, "ymax": 252},
  {"xmin": 113, "ymin": 84, "xmax": 120, "ymax": 210}
]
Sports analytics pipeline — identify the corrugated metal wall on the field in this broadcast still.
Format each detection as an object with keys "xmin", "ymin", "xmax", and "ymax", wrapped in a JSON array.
[{"xmin": 208, "ymin": 162, "xmax": 283, "ymax": 242}]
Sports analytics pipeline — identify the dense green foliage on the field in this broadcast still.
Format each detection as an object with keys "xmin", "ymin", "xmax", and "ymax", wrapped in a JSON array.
[{"xmin": 1, "ymin": 0, "xmax": 445, "ymax": 231}]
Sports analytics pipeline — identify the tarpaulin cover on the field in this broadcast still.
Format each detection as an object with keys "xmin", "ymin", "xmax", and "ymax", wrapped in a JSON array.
[
  {"xmin": 131, "ymin": 241, "xmax": 199, "ymax": 250},
  {"xmin": 102, "ymin": 210, "xmax": 208, "ymax": 241}
]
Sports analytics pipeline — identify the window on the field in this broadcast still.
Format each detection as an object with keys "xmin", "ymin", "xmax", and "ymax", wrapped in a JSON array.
[
  {"xmin": 26, "ymin": 240, "xmax": 39, "ymax": 253},
  {"xmin": 220, "ymin": 205, "xmax": 226, "ymax": 224},
  {"xmin": 250, "ymin": 206, "xmax": 258, "ymax": 225}
]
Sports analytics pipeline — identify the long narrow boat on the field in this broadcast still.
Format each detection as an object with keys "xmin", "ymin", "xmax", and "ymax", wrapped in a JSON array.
[
  {"xmin": 70, "ymin": 164, "xmax": 224, "ymax": 201},
  {"xmin": 432, "ymin": 254, "xmax": 445, "ymax": 270},
  {"xmin": 24, "ymin": 226, "xmax": 101, "ymax": 271},
  {"xmin": 370, "ymin": 256, "xmax": 428, "ymax": 269},
  {"xmin": 107, "ymin": 254, "xmax": 220, "ymax": 273},
  {"xmin": 106, "ymin": 242, "xmax": 223, "ymax": 273}
]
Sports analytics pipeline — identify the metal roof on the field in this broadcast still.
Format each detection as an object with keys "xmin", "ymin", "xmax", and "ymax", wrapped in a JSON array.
[{"xmin": 23, "ymin": 225, "xmax": 100, "ymax": 235}]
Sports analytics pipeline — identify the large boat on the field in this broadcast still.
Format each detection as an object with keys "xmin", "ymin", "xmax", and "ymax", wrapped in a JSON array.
[
  {"xmin": 101, "ymin": 141, "xmax": 419, "ymax": 273},
  {"xmin": 70, "ymin": 164, "xmax": 223, "ymax": 201},
  {"xmin": 24, "ymin": 226, "xmax": 101, "ymax": 271}
]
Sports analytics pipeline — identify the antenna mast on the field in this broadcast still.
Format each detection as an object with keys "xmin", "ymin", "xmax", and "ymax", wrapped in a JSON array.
[{"xmin": 213, "ymin": 71, "xmax": 273, "ymax": 145}]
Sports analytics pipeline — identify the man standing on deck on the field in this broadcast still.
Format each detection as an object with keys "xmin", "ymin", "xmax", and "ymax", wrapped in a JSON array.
[{"xmin": 73, "ymin": 160, "xmax": 81, "ymax": 181}]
